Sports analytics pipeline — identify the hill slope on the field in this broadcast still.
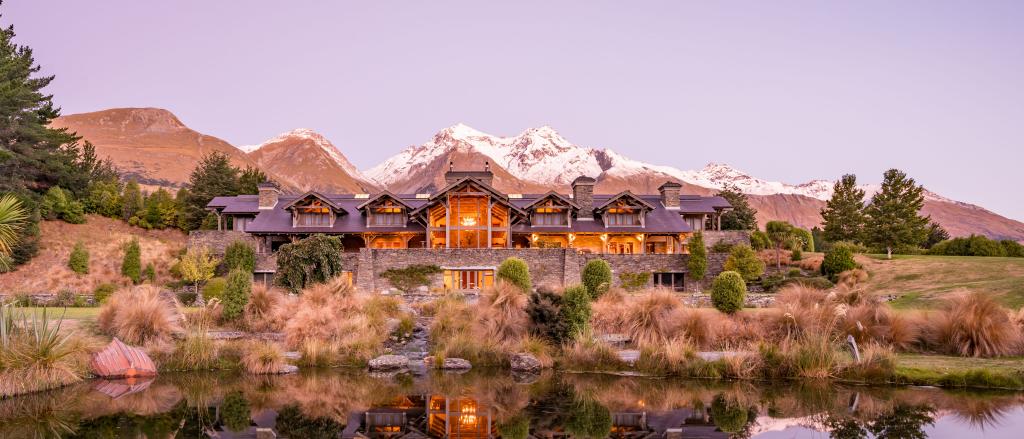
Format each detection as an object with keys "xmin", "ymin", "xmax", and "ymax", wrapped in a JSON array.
[{"xmin": 246, "ymin": 128, "xmax": 378, "ymax": 193}]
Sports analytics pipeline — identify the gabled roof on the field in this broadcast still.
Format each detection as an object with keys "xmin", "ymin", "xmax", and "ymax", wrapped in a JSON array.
[
  {"xmin": 522, "ymin": 191, "xmax": 579, "ymax": 210},
  {"xmin": 409, "ymin": 177, "xmax": 527, "ymax": 217},
  {"xmin": 281, "ymin": 191, "xmax": 343, "ymax": 211},
  {"xmin": 356, "ymin": 190, "xmax": 413, "ymax": 211},
  {"xmin": 595, "ymin": 191, "xmax": 656, "ymax": 211}
]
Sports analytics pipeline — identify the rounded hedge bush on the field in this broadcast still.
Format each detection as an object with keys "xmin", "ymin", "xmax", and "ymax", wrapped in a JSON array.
[
  {"xmin": 711, "ymin": 271, "xmax": 746, "ymax": 314},
  {"xmin": 821, "ymin": 242, "xmax": 857, "ymax": 280},
  {"xmin": 223, "ymin": 240, "xmax": 256, "ymax": 273},
  {"xmin": 68, "ymin": 241, "xmax": 89, "ymax": 274},
  {"xmin": 497, "ymin": 257, "xmax": 531, "ymax": 292},
  {"xmin": 582, "ymin": 259, "xmax": 612, "ymax": 299}
]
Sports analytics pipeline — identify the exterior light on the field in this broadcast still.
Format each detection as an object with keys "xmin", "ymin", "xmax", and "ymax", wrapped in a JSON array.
[
  {"xmin": 460, "ymin": 216, "xmax": 477, "ymax": 226},
  {"xmin": 636, "ymin": 233, "xmax": 645, "ymax": 241},
  {"xmin": 600, "ymin": 233, "xmax": 608, "ymax": 241},
  {"xmin": 531, "ymin": 233, "xmax": 539, "ymax": 242},
  {"xmin": 568, "ymin": 233, "xmax": 576, "ymax": 242}
]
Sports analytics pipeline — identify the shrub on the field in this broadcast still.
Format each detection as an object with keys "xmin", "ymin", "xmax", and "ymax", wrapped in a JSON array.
[
  {"xmin": 687, "ymin": 232, "xmax": 707, "ymax": 282},
  {"xmin": 176, "ymin": 291, "xmax": 198, "ymax": 306},
  {"xmin": 144, "ymin": 263, "xmax": 156, "ymax": 283},
  {"xmin": 749, "ymin": 230, "xmax": 770, "ymax": 251},
  {"xmin": 793, "ymin": 228, "xmax": 814, "ymax": 252},
  {"xmin": 221, "ymin": 391, "xmax": 251, "ymax": 432},
  {"xmin": 791, "ymin": 248, "xmax": 802, "ymax": 261},
  {"xmin": 275, "ymin": 234, "xmax": 346, "ymax": 292},
  {"xmin": 497, "ymin": 415, "xmax": 530, "ymax": 439},
  {"xmin": 710, "ymin": 240, "xmax": 734, "ymax": 253},
  {"xmin": 561, "ymin": 285, "xmax": 592, "ymax": 338},
  {"xmin": 39, "ymin": 186, "xmax": 86, "ymax": 224},
  {"xmin": 202, "ymin": 277, "xmax": 228, "ymax": 302},
  {"xmin": 565, "ymin": 397, "xmax": 613, "ymax": 439},
  {"xmin": 821, "ymin": 242, "xmax": 857, "ymax": 280},
  {"xmin": 68, "ymin": 241, "xmax": 89, "ymax": 274},
  {"xmin": 624, "ymin": 290, "xmax": 681, "ymax": 345},
  {"xmin": 526, "ymin": 288, "xmax": 570, "ymax": 345},
  {"xmin": 93, "ymin": 283, "xmax": 116, "ymax": 304},
  {"xmin": 223, "ymin": 240, "xmax": 256, "ymax": 273},
  {"xmin": 928, "ymin": 234, "xmax": 1020, "ymax": 257},
  {"xmin": 1002, "ymin": 240, "xmax": 1024, "ymax": 257},
  {"xmin": 710, "ymin": 394, "xmax": 749, "ymax": 434},
  {"xmin": 581, "ymin": 259, "xmax": 612, "ymax": 299},
  {"xmin": 761, "ymin": 273, "xmax": 786, "ymax": 292},
  {"xmin": 97, "ymin": 285, "xmax": 184, "ymax": 347},
  {"xmin": 711, "ymin": 271, "xmax": 746, "ymax": 314},
  {"xmin": 55, "ymin": 290, "xmax": 76, "ymax": 307},
  {"xmin": 618, "ymin": 271, "xmax": 650, "ymax": 292},
  {"xmin": 240, "ymin": 340, "xmax": 286, "ymax": 374},
  {"xmin": 222, "ymin": 269, "xmax": 252, "ymax": 321},
  {"xmin": 723, "ymin": 244, "xmax": 764, "ymax": 281},
  {"xmin": 496, "ymin": 257, "xmax": 531, "ymax": 292},
  {"xmin": 925, "ymin": 291, "xmax": 1021, "ymax": 357},
  {"xmin": 380, "ymin": 264, "xmax": 441, "ymax": 293},
  {"xmin": 121, "ymin": 238, "xmax": 142, "ymax": 284}
]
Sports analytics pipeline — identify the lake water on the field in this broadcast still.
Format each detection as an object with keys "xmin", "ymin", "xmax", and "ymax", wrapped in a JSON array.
[{"xmin": 1, "ymin": 369, "xmax": 1022, "ymax": 438}]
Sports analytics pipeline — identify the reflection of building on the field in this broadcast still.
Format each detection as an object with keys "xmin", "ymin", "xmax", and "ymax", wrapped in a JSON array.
[
  {"xmin": 349, "ymin": 395, "xmax": 495, "ymax": 439},
  {"xmin": 426, "ymin": 396, "xmax": 494, "ymax": 439},
  {"xmin": 201, "ymin": 166, "xmax": 737, "ymax": 291}
]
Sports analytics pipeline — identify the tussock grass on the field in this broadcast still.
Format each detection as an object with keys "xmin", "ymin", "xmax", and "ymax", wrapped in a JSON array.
[
  {"xmin": 158, "ymin": 329, "xmax": 219, "ymax": 371},
  {"xmin": 560, "ymin": 331, "xmax": 626, "ymax": 372},
  {"xmin": 624, "ymin": 289, "xmax": 681, "ymax": 346},
  {"xmin": 97, "ymin": 285, "xmax": 183, "ymax": 348},
  {"xmin": 240, "ymin": 341, "xmax": 287, "ymax": 374},
  {"xmin": 924, "ymin": 291, "xmax": 1022, "ymax": 357},
  {"xmin": 429, "ymin": 284, "xmax": 534, "ymax": 367},
  {"xmin": 0, "ymin": 307, "xmax": 93, "ymax": 397},
  {"xmin": 241, "ymin": 284, "xmax": 289, "ymax": 332}
]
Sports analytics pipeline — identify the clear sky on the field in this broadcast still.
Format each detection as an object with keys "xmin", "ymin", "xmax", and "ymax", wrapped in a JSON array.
[{"xmin": 4, "ymin": 1, "xmax": 1023, "ymax": 219}]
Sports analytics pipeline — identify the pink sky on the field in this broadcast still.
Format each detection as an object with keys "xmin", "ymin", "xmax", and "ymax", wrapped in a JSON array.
[{"xmin": 4, "ymin": 1, "xmax": 1023, "ymax": 219}]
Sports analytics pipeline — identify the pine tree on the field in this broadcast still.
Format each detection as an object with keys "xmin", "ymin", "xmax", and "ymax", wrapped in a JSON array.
[
  {"xmin": 181, "ymin": 152, "xmax": 242, "ymax": 231},
  {"xmin": 716, "ymin": 184, "xmax": 758, "ymax": 230},
  {"xmin": 121, "ymin": 238, "xmax": 142, "ymax": 284},
  {"xmin": 238, "ymin": 166, "xmax": 268, "ymax": 195},
  {"xmin": 121, "ymin": 180, "xmax": 144, "ymax": 222},
  {"xmin": 821, "ymin": 174, "xmax": 867, "ymax": 244},
  {"xmin": 864, "ymin": 169, "xmax": 929, "ymax": 259},
  {"xmin": 923, "ymin": 221, "xmax": 950, "ymax": 249},
  {"xmin": 687, "ymin": 232, "xmax": 707, "ymax": 288}
]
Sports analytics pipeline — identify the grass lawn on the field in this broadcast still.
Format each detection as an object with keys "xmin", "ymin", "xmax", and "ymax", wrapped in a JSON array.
[
  {"xmin": 19, "ymin": 306, "xmax": 102, "ymax": 320},
  {"xmin": 857, "ymin": 254, "xmax": 1024, "ymax": 309},
  {"xmin": 897, "ymin": 353, "xmax": 1024, "ymax": 375},
  {"xmin": 894, "ymin": 353, "xmax": 1024, "ymax": 389}
]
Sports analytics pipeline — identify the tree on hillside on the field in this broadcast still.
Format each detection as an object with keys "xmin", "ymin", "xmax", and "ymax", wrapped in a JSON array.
[
  {"xmin": 923, "ymin": 221, "xmax": 950, "ymax": 249},
  {"xmin": 821, "ymin": 174, "xmax": 867, "ymax": 244},
  {"xmin": 121, "ymin": 180, "xmax": 144, "ymax": 222},
  {"xmin": 716, "ymin": 184, "xmax": 758, "ymax": 230},
  {"xmin": 181, "ymin": 152, "xmax": 241, "ymax": 231},
  {"xmin": 765, "ymin": 221, "xmax": 795, "ymax": 271},
  {"xmin": 864, "ymin": 169, "xmax": 929, "ymax": 259},
  {"xmin": 0, "ymin": 16, "xmax": 115, "ymax": 267}
]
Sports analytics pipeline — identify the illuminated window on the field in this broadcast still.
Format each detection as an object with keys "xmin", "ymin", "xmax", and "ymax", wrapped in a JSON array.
[{"xmin": 443, "ymin": 269, "xmax": 495, "ymax": 290}]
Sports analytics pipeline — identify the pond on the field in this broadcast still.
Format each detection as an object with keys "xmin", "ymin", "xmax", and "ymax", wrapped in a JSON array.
[{"xmin": 1, "ymin": 369, "xmax": 1022, "ymax": 438}]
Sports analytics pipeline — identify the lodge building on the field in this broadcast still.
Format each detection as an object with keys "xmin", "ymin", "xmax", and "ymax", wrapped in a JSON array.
[{"xmin": 199, "ymin": 166, "xmax": 737, "ymax": 292}]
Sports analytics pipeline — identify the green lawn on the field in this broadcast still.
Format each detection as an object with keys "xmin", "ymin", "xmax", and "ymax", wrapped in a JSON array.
[
  {"xmin": 897, "ymin": 353, "xmax": 1024, "ymax": 375},
  {"xmin": 859, "ymin": 254, "xmax": 1024, "ymax": 309},
  {"xmin": 18, "ymin": 306, "xmax": 102, "ymax": 320}
]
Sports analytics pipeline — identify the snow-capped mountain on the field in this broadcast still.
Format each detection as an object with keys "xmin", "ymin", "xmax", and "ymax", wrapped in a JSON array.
[{"xmin": 246, "ymin": 128, "xmax": 377, "ymax": 193}]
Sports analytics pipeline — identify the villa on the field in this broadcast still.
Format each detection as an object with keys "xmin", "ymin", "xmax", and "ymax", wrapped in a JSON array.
[{"xmin": 196, "ymin": 166, "xmax": 741, "ymax": 292}]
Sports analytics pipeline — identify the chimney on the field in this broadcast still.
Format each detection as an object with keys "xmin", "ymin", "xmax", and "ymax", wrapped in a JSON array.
[
  {"xmin": 572, "ymin": 176, "xmax": 596, "ymax": 219},
  {"xmin": 258, "ymin": 181, "xmax": 280, "ymax": 209},
  {"xmin": 444, "ymin": 162, "xmax": 494, "ymax": 186},
  {"xmin": 659, "ymin": 181, "xmax": 682, "ymax": 209}
]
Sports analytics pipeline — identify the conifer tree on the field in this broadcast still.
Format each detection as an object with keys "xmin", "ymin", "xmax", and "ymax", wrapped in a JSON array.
[
  {"xmin": 716, "ymin": 184, "xmax": 758, "ymax": 230},
  {"xmin": 821, "ymin": 174, "xmax": 867, "ymax": 244},
  {"xmin": 687, "ymin": 232, "xmax": 707, "ymax": 287},
  {"xmin": 864, "ymin": 169, "xmax": 929, "ymax": 259},
  {"xmin": 121, "ymin": 238, "xmax": 142, "ymax": 284},
  {"xmin": 121, "ymin": 180, "xmax": 144, "ymax": 222},
  {"xmin": 181, "ymin": 152, "xmax": 242, "ymax": 231}
]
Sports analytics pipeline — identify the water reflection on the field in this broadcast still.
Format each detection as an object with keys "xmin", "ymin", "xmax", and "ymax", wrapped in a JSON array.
[{"xmin": 0, "ymin": 369, "xmax": 1022, "ymax": 438}]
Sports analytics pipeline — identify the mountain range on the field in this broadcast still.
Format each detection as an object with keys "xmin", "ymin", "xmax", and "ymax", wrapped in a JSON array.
[{"xmin": 52, "ymin": 108, "xmax": 1024, "ymax": 241}]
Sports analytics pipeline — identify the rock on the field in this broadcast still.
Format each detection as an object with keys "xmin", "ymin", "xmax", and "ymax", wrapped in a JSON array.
[
  {"xmin": 511, "ymin": 370, "xmax": 541, "ymax": 384},
  {"xmin": 283, "ymin": 351, "xmax": 301, "ymax": 361},
  {"xmin": 278, "ymin": 364, "xmax": 299, "ymax": 374},
  {"xmin": 510, "ymin": 353, "xmax": 543, "ymax": 372},
  {"xmin": 440, "ymin": 358, "xmax": 472, "ymax": 370},
  {"xmin": 368, "ymin": 355, "xmax": 409, "ymax": 371},
  {"xmin": 90, "ymin": 338, "xmax": 157, "ymax": 378},
  {"xmin": 617, "ymin": 349, "xmax": 641, "ymax": 366},
  {"xmin": 598, "ymin": 334, "xmax": 631, "ymax": 346},
  {"xmin": 416, "ymin": 285, "xmax": 430, "ymax": 294}
]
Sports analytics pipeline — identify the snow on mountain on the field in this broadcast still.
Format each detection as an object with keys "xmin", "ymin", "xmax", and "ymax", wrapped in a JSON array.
[{"xmin": 246, "ymin": 128, "xmax": 366, "ymax": 180}]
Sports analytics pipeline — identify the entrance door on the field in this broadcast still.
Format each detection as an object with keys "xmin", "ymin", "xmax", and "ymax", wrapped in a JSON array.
[{"xmin": 444, "ymin": 269, "xmax": 495, "ymax": 291}]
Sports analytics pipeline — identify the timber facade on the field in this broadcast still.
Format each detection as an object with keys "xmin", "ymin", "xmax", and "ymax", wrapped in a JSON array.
[{"xmin": 201, "ymin": 167, "xmax": 735, "ymax": 292}]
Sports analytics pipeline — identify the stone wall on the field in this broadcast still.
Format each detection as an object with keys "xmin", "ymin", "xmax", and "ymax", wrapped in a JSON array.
[
  {"xmin": 702, "ymin": 230, "xmax": 751, "ymax": 247},
  {"xmin": 360, "ymin": 248, "xmax": 570, "ymax": 292},
  {"xmin": 188, "ymin": 230, "xmax": 257, "ymax": 256}
]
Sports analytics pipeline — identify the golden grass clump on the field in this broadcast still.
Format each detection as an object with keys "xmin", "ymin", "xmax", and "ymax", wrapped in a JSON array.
[
  {"xmin": 476, "ymin": 282, "xmax": 529, "ymax": 346},
  {"xmin": 925, "ymin": 291, "xmax": 1022, "ymax": 357},
  {"xmin": 560, "ymin": 332, "xmax": 626, "ymax": 371},
  {"xmin": 666, "ymin": 308, "xmax": 720, "ymax": 349},
  {"xmin": 97, "ymin": 285, "xmax": 183, "ymax": 347},
  {"xmin": 624, "ymin": 289, "xmax": 682, "ymax": 346},
  {"xmin": 240, "ymin": 341, "xmax": 287, "ymax": 374},
  {"xmin": 837, "ymin": 268, "xmax": 869, "ymax": 288},
  {"xmin": 158, "ymin": 329, "xmax": 219, "ymax": 371},
  {"xmin": 0, "ymin": 308, "xmax": 94, "ymax": 397},
  {"xmin": 842, "ymin": 300, "xmax": 920, "ymax": 351},
  {"xmin": 772, "ymin": 284, "xmax": 835, "ymax": 337},
  {"xmin": 590, "ymin": 288, "xmax": 630, "ymax": 335},
  {"xmin": 242, "ymin": 284, "xmax": 289, "ymax": 332}
]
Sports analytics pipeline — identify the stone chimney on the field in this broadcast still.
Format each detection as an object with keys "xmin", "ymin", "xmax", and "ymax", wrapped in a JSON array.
[
  {"xmin": 444, "ymin": 162, "xmax": 494, "ymax": 186},
  {"xmin": 572, "ymin": 176, "xmax": 596, "ymax": 219},
  {"xmin": 258, "ymin": 182, "xmax": 280, "ymax": 209},
  {"xmin": 659, "ymin": 181, "xmax": 682, "ymax": 209}
]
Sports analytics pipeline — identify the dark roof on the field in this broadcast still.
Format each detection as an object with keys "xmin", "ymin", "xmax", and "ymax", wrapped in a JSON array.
[
  {"xmin": 212, "ymin": 188, "xmax": 730, "ymax": 235},
  {"xmin": 521, "ymin": 191, "xmax": 579, "ymax": 210},
  {"xmin": 595, "ymin": 191, "xmax": 656, "ymax": 211},
  {"xmin": 281, "ymin": 191, "xmax": 343, "ymax": 211}
]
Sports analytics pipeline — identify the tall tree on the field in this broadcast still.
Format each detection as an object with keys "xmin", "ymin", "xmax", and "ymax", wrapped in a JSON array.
[
  {"xmin": 923, "ymin": 221, "xmax": 950, "ymax": 249},
  {"xmin": 864, "ymin": 169, "xmax": 929, "ymax": 259},
  {"xmin": 716, "ymin": 184, "xmax": 758, "ymax": 230},
  {"xmin": 821, "ymin": 174, "xmax": 867, "ymax": 244},
  {"xmin": 121, "ymin": 180, "xmax": 144, "ymax": 222},
  {"xmin": 238, "ymin": 166, "xmax": 268, "ymax": 195},
  {"xmin": 181, "ymin": 152, "xmax": 241, "ymax": 230},
  {"xmin": 765, "ymin": 221, "xmax": 795, "ymax": 271}
]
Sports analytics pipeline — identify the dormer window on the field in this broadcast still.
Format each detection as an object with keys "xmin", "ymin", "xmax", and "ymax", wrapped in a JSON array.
[
  {"xmin": 606, "ymin": 206, "xmax": 640, "ymax": 226},
  {"xmin": 371, "ymin": 201, "xmax": 405, "ymax": 226},
  {"xmin": 296, "ymin": 200, "xmax": 333, "ymax": 226},
  {"xmin": 596, "ymin": 192, "xmax": 653, "ymax": 227},
  {"xmin": 528, "ymin": 194, "xmax": 575, "ymax": 228}
]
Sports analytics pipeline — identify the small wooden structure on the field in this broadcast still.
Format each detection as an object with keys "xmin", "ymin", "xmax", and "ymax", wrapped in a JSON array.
[{"xmin": 90, "ymin": 337, "xmax": 157, "ymax": 378}]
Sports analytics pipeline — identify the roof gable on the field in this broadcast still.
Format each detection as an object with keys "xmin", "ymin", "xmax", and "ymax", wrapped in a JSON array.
[
  {"xmin": 595, "ymin": 191, "xmax": 656, "ymax": 211},
  {"xmin": 356, "ymin": 190, "xmax": 413, "ymax": 211},
  {"xmin": 523, "ymin": 191, "xmax": 579, "ymax": 210},
  {"xmin": 281, "ymin": 191, "xmax": 343, "ymax": 212}
]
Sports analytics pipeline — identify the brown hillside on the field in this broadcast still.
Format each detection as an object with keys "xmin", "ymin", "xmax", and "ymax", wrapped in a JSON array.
[
  {"xmin": 248, "ymin": 132, "xmax": 378, "ymax": 193},
  {"xmin": 0, "ymin": 215, "xmax": 187, "ymax": 294}
]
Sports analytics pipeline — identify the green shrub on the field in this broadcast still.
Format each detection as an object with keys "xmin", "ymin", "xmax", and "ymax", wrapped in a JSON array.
[
  {"xmin": 177, "ymin": 291, "xmax": 198, "ymax": 306},
  {"xmin": 93, "ymin": 283, "xmax": 116, "ymax": 304},
  {"xmin": 121, "ymin": 238, "xmax": 142, "ymax": 284},
  {"xmin": 55, "ymin": 290, "xmax": 77, "ymax": 307},
  {"xmin": 565, "ymin": 398, "xmax": 612, "ymax": 439},
  {"xmin": 221, "ymin": 391, "xmax": 251, "ymax": 432},
  {"xmin": 711, "ymin": 271, "xmax": 746, "ymax": 314},
  {"xmin": 497, "ymin": 257, "xmax": 531, "ymax": 292},
  {"xmin": 39, "ymin": 186, "xmax": 86, "ymax": 224},
  {"xmin": 1002, "ymin": 240, "xmax": 1024, "ymax": 257},
  {"xmin": 223, "ymin": 240, "xmax": 256, "ymax": 273},
  {"xmin": 618, "ymin": 271, "xmax": 650, "ymax": 292},
  {"xmin": 928, "ymin": 234, "xmax": 1021, "ymax": 257},
  {"xmin": 275, "ymin": 234, "xmax": 346, "ymax": 292},
  {"xmin": 143, "ymin": 263, "xmax": 156, "ymax": 283},
  {"xmin": 761, "ymin": 273, "xmax": 785, "ymax": 292},
  {"xmin": 710, "ymin": 394, "xmax": 749, "ymax": 433},
  {"xmin": 202, "ymin": 277, "xmax": 228, "ymax": 301},
  {"xmin": 793, "ymin": 228, "xmax": 814, "ymax": 252},
  {"xmin": 380, "ymin": 264, "xmax": 442, "ymax": 293},
  {"xmin": 710, "ymin": 240, "xmax": 734, "ymax": 253},
  {"xmin": 749, "ymin": 231, "xmax": 771, "ymax": 251},
  {"xmin": 723, "ymin": 244, "xmax": 764, "ymax": 281},
  {"xmin": 561, "ymin": 285, "xmax": 592, "ymax": 338},
  {"xmin": 581, "ymin": 259, "xmax": 612, "ymax": 299},
  {"xmin": 821, "ymin": 242, "xmax": 857, "ymax": 280},
  {"xmin": 791, "ymin": 248, "xmax": 802, "ymax": 261},
  {"xmin": 526, "ymin": 288, "xmax": 570, "ymax": 344},
  {"xmin": 687, "ymin": 232, "xmax": 707, "ymax": 282},
  {"xmin": 68, "ymin": 241, "xmax": 89, "ymax": 274},
  {"xmin": 497, "ymin": 415, "xmax": 530, "ymax": 439},
  {"xmin": 787, "ymin": 268, "xmax": 802, "ymax": 277},
  {"xmin": 222, "ymin": 269, "xmax": 252, "ymax": 321}
]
